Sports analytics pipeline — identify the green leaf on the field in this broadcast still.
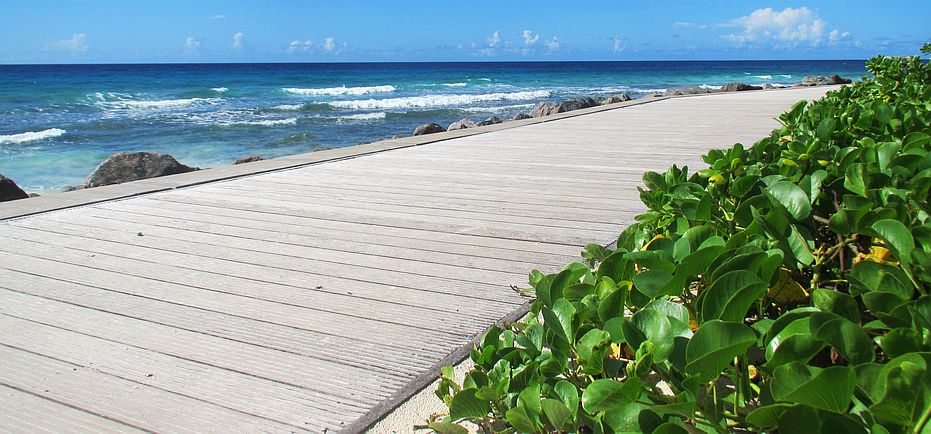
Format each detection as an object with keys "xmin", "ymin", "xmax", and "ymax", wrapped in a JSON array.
[
  {"xmin": 622, "ymin": 308, "xmax": 674, "ymax": 361},
  {"xmin": 746, "ymin": 403, "xmax": 795, "ymax": 429},
  {"xmin": 809, "ymin": 313, "xmax": 875, "ymax": 365},
  {"xmin": 601, "ymin": 403, "xmax": 662, "ymax": 433},
  {"xmin": 632, "ymin": 269, "xmax": 674, "ymax": 298},
  {"xmin": 541, "ymin": 399, "xmax": 572, "ymax": 432},
  {"xmin": 699, "ymin": 270, "xmax": 768, "ymax": 323},
  {"xmin": 581, "ymin": 378, "xmax": 642, "ymax": 414},
  {"xmin": 766, "ymin": 181, "xmax": 812, "ymax": 220},
  {"xmin": 685, "ymin": 320, "xmax": 756, "ymax": 381},
  {"xmin": 598, "ymin": 283, "xmax": 627, "ymax": 322},
  {"xmin": 449, "ymin": 389, "xmax": 491, "ymax": 420},
  {"xmin": 880, "ymin": 328, "xmax": 922, "ymax": 358},
  {"xmin": 845, "ymin": 163, "xmax": 867, "ymax": 197},
  {"xmin": 505, "ymin": 405, "xmax": 539, "ymax": 433},
  {"xmin": 872, "ymin": 219, "xmax": 916, "ymax": 267},
  {"xmin": 771, "ymin": 363, "xmax": 855, "ymax": 413},
  {"xmin": 577, "ymin": 329, "xmax": 611, "ymax": 375},
  {"xmin": 427, "ymin": 421, "xmax": 468, "ymax": 434},
  {"xmin": 765, "ymin": 317, "xmax": 825, "ymax": 368},
  {"xmin": 554, "ymin": 380, "xmax": 579, "ymax": 417},
  {"xmin": 811, "ymin": 289, "xmax": 860, "ymax": 323},
  {"xmin": 652, "ymin": 422, "xmax": 690, "ymax": 434},
  {"xmin": 542, "ymin": 298, "xmax": 576, "ymax": 345},
  {"xmin": 518, "ymin": 383, "xmax": 542, "ymax": 425}
]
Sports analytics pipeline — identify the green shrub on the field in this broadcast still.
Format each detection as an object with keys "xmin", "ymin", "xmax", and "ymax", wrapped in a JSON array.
[{"xmin": 429, "ymin": 47, "xmax": 931, "ymax": 433}]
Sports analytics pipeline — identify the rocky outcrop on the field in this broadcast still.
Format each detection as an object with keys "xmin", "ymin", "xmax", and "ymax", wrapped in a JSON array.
[
  {"xmin": 82, "ymin": 152, "xmax": 198, "ymax": 188},
  {"xmin": 531, "ymin": 102, "xmax": 561, "ymax": 117},
  {"xmin": 478, "ymin": 116, "xmax": 503, "ymax": 126},
  {"xmin": 413, "ymin": 123, "xmax": 444, "ymax": 136},
  {"xmin": 600, "ymin": 93, "xmax": 632, "ymax": 105},
  {"xmin": 447, "ymin": 118, "xmax": 478, "ymax": 131},
  {"xmin": 798, "ymin": 75, "xmax": 853, "ymax": 86},
  {"xmin": 234, "ymin": 155, "xmax": 264, "ymax": 164},
  {"xmin": 666, "ymin": 87, "xmax": 718, "ymax": 96},
  {"xmin": 0, "ymin": 173, "xmax": 29, "ymax": 202},
  {"xmin": 513, "ymin": 113, "xmax": 532, "ymax": 120},
  {"xmin": 721, "ymin": 82, "xmax": 763, "ymax": 92},
  {"xmin": 559, "ymin": 97, "xmax": 599, "ymax": 112}
]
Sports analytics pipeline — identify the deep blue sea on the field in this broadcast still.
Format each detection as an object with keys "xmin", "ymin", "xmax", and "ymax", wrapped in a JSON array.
[{"xmin": 0, "ymin": 61, "xmax": 866, "ymax": 193}]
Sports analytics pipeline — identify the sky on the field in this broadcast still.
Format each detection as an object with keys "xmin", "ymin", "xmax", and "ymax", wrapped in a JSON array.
[{"xmin": 0, "ymin": 1, "xmax": 927, "ymax": 64}]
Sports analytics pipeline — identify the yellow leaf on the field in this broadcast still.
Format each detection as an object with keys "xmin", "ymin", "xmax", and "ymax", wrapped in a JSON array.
[
  {"xmin": 641, "ymin": 234, "xmax": 666, "ymax": 251},
  {"xmin": 609, "ymin": 343, "xmax": 622, "ymax": 360},
  {"xmin": 767, "ymin": 268, "xmax": 809, "ymax": 305}
]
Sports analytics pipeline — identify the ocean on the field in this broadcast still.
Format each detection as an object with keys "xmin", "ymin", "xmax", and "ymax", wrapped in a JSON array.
[{"xmin": 0, "ymin": 60, "xmax": 866, "ymax": 193}]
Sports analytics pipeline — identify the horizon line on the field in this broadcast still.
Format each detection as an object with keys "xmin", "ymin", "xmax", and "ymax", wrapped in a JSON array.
[{"xmin": 0, "ymin": 58, "xmax": 870, "ymax": 67}]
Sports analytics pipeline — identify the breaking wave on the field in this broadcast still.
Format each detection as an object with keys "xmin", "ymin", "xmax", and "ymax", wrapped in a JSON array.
[
  {"xmin": 329, "ymin": 90, "xmax": 551, "ymax": 110},
  {"xmin": 282, "ymin": 85, "xmax": 397, "ymax": 96},
  {"xmin": 0, "ymin": 128, "xmax": 66, "ymax": 144}
]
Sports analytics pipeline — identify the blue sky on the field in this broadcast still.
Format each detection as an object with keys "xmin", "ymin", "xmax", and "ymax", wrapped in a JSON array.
[{"xmin": 0, "ymin": 1, "xmax": 927, "ymax": 63}]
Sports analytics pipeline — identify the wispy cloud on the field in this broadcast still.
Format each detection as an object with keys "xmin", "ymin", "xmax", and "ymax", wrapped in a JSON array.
[
  {"xmin": 287, "ymin": 40, "xmax": 313, "ymax": 53},
  {"xmin": 232, "ymin": 32, "xmax": 244, "ymax": 49},
  {"xmin": 544, "ymin": 37, "xmax": 561, "ymax": 51},
  {"xmin": 323, "ymin": 36, "xmax": 336, "ymax": 52},
  {"xmin": 724, "ymin": 7, "xmax": 840, "ymax": 47},
  {"xmin": 612, "ymin": 36, "xmax": 625, "ymax": 53},
  {"xmin": 207, "ymin": 15, "xmax": 224, "ymax": 20},
  {"xmin": 52, "ymin": 33, "xmax": 89, "ymax": 54},
  {"xmin": 674, "ymin": 21, "xmax": 709, "ymax": 29},
  {"xmin": 522, "ymin": 30, "xmax": 539, "ymax": 46},
  {"xmin": 488, "ymin": 31, "xmax": 501, "ymax": 48},
  {"xmin": 184, "ymin": 36, "xmax": 201, "ymax": 56}
]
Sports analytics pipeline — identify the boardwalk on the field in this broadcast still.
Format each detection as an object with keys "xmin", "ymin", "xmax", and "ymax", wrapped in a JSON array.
[{"xmin": 0, "ymin": 87, "xmax": 833, "ymax": 432}]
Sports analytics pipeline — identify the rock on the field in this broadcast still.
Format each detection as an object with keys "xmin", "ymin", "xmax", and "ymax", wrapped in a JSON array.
[
  {"xmin": 600, "ymin": 93, "xmax": 632, "ymax": 105},
  {"xmin": 721, "ymin": 82, "xmax": 763, "ymax": 92},
  {"xmin": 558, "ymin": 96, "xmax": 599, "ymax": 112},
  {"xmin": 413, "ymin": 123, "xmax": 444, "ymax": 136},
  {"xmin": 798, "ymin": 75, "xmax": 851, "ymax": 86},
  {"xmin": 28, "ymin": 192, "xmax": 40, "ymax": 197},
  {"xmin": 829, "ymin": 74, "xmax": 852, "ymax": 84},
  {"xmin": 82, "ymin": 151, "xmax": 198, "ymax": 188},
  {"xmin": 512, "ymin": 113, "xmax": 532, "ymax": 120},
  {"xmin": 666, "ymin": 87, "xmax": 717, "ymax": 96},
  {"xmin": 0, "ymin": 173, "xmax": 29, "ymax": 202},
  {"xmin": 477, "ymin": 116, "xmax": 503, "ymax": 126},
  {"xmin": 234, "ymin": 155, "xmax": 263, "ymax": 165},
  {"xmin": 447, "ymin": 118, "xmax": 478, "ymax": 131},
  {"xmin": 531, "ymin": 102, "xmax": 561, "ymax": 117}
]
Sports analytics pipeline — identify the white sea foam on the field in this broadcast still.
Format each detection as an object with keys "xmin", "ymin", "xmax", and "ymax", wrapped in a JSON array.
[
  {"xmin": 699, "ymin": 84, "xmax": 721, "ymax": 90},
  {"xmin": 460, "ymin": 103, "xmax": 536, "ymax": 113},
  {"xmin": 269, "ymin": 104, "xmax": 305, "ymax": 111},
  {"xmin": 442, "ymin": 82, "xmax": 468, "ymax": 87},
  {"xmin": 211, "ymin": 87, "xmax": 229, "ymax": 93},
  {"xmin": 233, "ymin": 118, "xmax": 298, "ymax": 127},
  {"xmin": 780, "ymin": 74, "xmax": 793, "ymax": 78},
  {"xmin": 282, "ymin": 85, "xmax": 397, "ymax": 96},
  {"xmin": 477, "ymin": 78, "xmax": 492, "ymax": 81},
  {"xmin": 0, "ymin": 128, "xmax": 66, "ymax": 144},
  {"xmin": 330, "ymin": 90, "xmax": 551, "ymax": 110},
  {"xmin": 338, "ymin": 112, "xmax": 388, "ymax": 121},
  {"xmin": 94, "ymin": 93, "xmax": 219, "ymax": 111},
  {"xmin": 753, "ymin": 75, "xmax": 774, "ymax": 80}
]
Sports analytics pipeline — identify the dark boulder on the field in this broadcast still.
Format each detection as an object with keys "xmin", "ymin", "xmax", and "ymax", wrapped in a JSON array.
[
  {"xmin": 234, "ymin": 155, "xmax": 264, "ymax": 165},
  {"xmin": 829, "ymin": 74, "xmax": 852, "ymax": 84},
  {"xmin": 558, "ymin": 96, "xmax": 599, "ymax": 112},
  {"xmin": 413, "ymin": 123, "xmax": 444, "ymax": 136},
  {"xmin": 667, "ymin": 87, "xmax": 718, "ymax": 96},
  {"xmin": 530, "ymin": 102, "xmax": 561, "ymax": 117},
  {"xmin": 447, "ymin": 118, "xmax": 478, "ymax": 131},
  {"xmin": 0, "ymin": 173, "xmax": 29, "ymax": 202},
  {"xmin": 721, "ymin": 82, "xmax": 763, "ymax": 92},
  {"xmin": 512, "ymin": 113, "xmax": 532, "ymax": 120},
  {"xmin": 478, "ymin": 116, "xmax": 503, "ymax": 126},
  {"xmin": 82, "ymin": 151, "xmax": 198, "ymax": 188},
  {"xmin": 600, "ymin": 93, "xmax": 632, "ymax": 105},
  {"xmin": 798, "ymin": 75, "xmax": 851, "ymax": 86}
]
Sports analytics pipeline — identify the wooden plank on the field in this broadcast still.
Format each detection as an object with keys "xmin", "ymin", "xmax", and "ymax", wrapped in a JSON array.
[
  {"xmin": 0, "ymin": 384, "xmax": 141, "ymax": 433},
  {"xmin": 0, "ymin": 268, "xmax": 432, "ymax": 375},
  {"xmin": 0, "ymin": 344, "xmax": 300, "ymax": 432}
]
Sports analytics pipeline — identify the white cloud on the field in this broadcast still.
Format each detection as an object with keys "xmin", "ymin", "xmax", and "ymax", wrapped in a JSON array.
[
  {"xmin": 828, "ymin": 29, "xmax": 851, "ymax": 43},
  {"xmin": 612, "ymin": 36, "xmax": 625, "ymax": 53},
  {"xmin": 674, "ymin": 21, "xmax": 708, "ymax": 29},
  {"xmin": 544, "ymin": 36, "xmax": 561, "ymax": 51},
  {"xmin": 323, "ymin": 36, "xmax": 336, "ymax": 52},
  {"xmin": 53, "ymin": 33, "xmax": 89, "ymax": 54},
  {"xmin": 232, "ymin": 32, "xmax": 244, "ymax": 49},
  {"xmin": 725, "ymin": 7, "xmax": 837, "ymax": 46},
  {"xmin": 208, "ymin": 14, "xmax": 225, "ymax": 20},
  {"xmin": 184, "ymin": 36, "xmax": 201, "ymax": 56},
  {"xmin": 288, "ymin": 40, "xmax": 313, "ymax": 53},
  {"xmin": 488, "ymin": 31, "xmax": 500, "ymax": 47},
  {"xmin": 522, "ymin": 30, "xmax": 539, "ymax": 46}
]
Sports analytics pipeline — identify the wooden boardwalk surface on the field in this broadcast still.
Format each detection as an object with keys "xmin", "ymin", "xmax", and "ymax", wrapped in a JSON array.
[{"xmin": 0, "ymin": 87, "xmax": 832, "ymax": 432}]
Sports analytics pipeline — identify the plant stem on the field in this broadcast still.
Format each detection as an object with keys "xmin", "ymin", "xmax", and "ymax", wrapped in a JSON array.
[{"xmin": 914, "ymin": 403, "xmax": 931, "ymax": 434}]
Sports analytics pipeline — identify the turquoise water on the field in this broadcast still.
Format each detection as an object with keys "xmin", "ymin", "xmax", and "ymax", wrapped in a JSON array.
[{"xmin": 0, "ymin": 61, "xmax": 866, "ymax": 192}]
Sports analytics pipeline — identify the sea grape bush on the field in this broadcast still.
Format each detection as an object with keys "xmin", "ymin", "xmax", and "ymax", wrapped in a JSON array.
[{"xmin": 429, "ymin": 46, "xmax": 931, "ymax": 433}]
